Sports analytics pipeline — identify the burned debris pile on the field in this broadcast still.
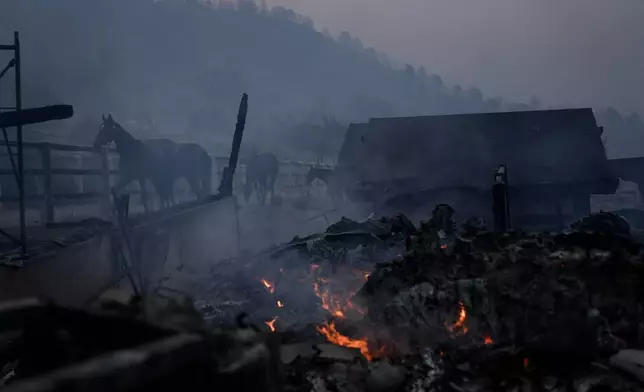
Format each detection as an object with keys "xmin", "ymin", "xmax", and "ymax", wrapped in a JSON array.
[
  {"xmin": 351, "ymin": 208, "xmax": 644, "ymax": 392},
  {"xmin": 3, "ymin": 207, "xmax": 644, "ymax": 391},
  {"xmin": 185, "ymin": 206, "xmax": 644, "ymax": 391}
]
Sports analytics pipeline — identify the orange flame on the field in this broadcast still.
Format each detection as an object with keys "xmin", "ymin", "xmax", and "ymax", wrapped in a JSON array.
[
  {"xmin": 313, "ymin": 281, "xmax": 364, "ymax": 318},
  {"xmin": 483, "ymin": 335, "xmax": 493, "ymax": 345},
  {"xmin": 260, "ymin": 279, "xmax": 275, "ymax": 294},
  {"xmin": 316, "ymin": 321, "xmax": 375, "ymax": 360},
  {"xmin": 277, "ymin": 300, "xmax": 284, "ymax": 308},
  {"xmin": 447, "ymin": 301, "xmax": 468, "ymax": 334},
  {"xmin": 265, "ymin": 316, "xmax": 278, "ymax": 332}
]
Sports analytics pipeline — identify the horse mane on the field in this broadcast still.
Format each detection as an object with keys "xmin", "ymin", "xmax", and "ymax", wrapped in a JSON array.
[
  {"xmin": 113, "ymin": 121, "xmax": 138, "ymax": 143},
  {"xmin": 109, "ymin": 120, "xmax": 144, "ymax": 158}
]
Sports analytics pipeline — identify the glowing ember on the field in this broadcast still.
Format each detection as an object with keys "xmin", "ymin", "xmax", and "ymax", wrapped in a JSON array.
[
  {"xmin": 277, "ymin": 300, "xmax": 284, "ymax": 308},
  {"xmin": 265, "ymin": 316, "xmax": 278, "ymax": 332},
  {"xmin": 440, "ymin": 244, "xmax": 448, "ymax": 249},
  {"xmin": 447, "ymin": 301, "xmax": 468, "ymax": 334},
  {"xmin": 316, "ymin": 321, "xmax": 375, "ymax": 360},
  {"xmin": 260, "ymin": 279, "xmax": 275, "ymax": 294},
  {"xmin": 483, "ymin": 335, "xmax": 493, "ymax": 345},
  {"xmin": 313, "ymin": 281, "xmax": 364, "ymax": 319},
  {"xmin": 363, "ymin": 272, "xmax": 371, "ymax": 280},
  {"xmin": 313, "ymin": 282, "xmax": 346, "ymax": 318}
]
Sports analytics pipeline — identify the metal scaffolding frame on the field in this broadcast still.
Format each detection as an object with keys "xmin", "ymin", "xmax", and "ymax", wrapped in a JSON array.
[{"xmin": 0, "ymin": 31, "xmax": 26, "ymax": 258}]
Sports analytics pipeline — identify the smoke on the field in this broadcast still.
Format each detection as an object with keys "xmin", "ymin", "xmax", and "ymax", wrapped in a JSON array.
[{"xmin": 271, "ymin": 0, "xmax": 644, "ymax": 115}]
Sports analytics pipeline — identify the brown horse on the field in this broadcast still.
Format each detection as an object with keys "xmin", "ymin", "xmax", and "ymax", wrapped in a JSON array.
[
  {"xmin": 244, "ymin": 153, "xmax": 279, "ymax": 205},
  {"xmin": 94, "ymin": 114, "xmax": 175, "ymax": 211}
]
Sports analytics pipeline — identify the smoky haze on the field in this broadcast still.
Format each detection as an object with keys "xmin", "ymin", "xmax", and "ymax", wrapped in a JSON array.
[
  {"xmin": 1, "ymin": 0, "xmax": 643, "ymax": 160},
  {"xmin": 272, "ymin": 0, "xmax": 644, "ymax": 115}
]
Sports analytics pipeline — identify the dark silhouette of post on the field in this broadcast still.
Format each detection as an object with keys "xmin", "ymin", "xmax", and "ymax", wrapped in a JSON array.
[
  {"xmin": 219, "ymin": 93, "xmax": 248, "ymax": 197},
  {"xmin": 1, "ymin": 31, "xmax": 74, "ymax": 256},
  {"xmin": 492, "ymin": 164, "xmax": 511, "ymax": 232},
  {"xmin": 14, "ymin": 32, "xmax": 26, "ymax": 258},
  {"xmin": 100, "ymin": 147, "xmax": 111, "ymax": 220},
  {"xmin": 40, "ymin": 143, "xmax": 54, "ymax": 223}
]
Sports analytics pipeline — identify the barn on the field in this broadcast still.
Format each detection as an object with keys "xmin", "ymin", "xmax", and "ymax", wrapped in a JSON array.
[{"xmin": 336, "ymin": 108, "xmax": 618, "ymax": 228}]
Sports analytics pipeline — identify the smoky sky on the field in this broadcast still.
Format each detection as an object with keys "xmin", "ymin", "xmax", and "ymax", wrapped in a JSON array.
[{"xmin": 271, "ymin": 0, "xmax": 644, "ymax": 115}]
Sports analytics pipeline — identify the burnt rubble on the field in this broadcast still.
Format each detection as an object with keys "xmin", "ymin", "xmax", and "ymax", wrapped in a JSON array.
[
  {"xmin": 173, "ymin": 208, "xmax": 644, "ymax": 391},
  {"xmin": 3, "ymin": 208, "xmax": 644, "ymax": 391},
  {"xmin": 352, "ymin": 209, "xmax": 644, "ymax": 391}
]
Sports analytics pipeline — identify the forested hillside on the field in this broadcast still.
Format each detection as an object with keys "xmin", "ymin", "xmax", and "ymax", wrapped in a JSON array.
[{"xmin": 0, "ymin": 0, "xmax": 642, "ymax": 159}]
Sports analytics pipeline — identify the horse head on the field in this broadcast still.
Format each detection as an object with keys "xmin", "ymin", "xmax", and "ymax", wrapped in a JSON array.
[{"xmin": 93, "ymin": 114, "xmax": 118, "ymax": 151}]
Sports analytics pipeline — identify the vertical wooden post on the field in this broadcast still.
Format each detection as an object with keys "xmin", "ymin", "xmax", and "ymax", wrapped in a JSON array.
[
  {"xmin": 100, "ymin": 147, "xmax": 111, "ymax": 220},
  {"xmin": 492, "ymin": 164, "xmax": 511, "ymax": 232},
  {"xmin": 40, "ymin": 143, "xmax": 54, "ymax": 223}
]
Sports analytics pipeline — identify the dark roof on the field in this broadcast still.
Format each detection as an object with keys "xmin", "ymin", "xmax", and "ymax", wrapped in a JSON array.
[{"xmin": 337, "ymin": 108, "xmax": 617, "ymax": 194}]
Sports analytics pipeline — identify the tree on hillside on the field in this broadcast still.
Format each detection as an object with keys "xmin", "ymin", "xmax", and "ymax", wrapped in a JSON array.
[
  {"xmin": 404, "ymin": 64, "xmax": 416, "ymax": 78},
  {"xmin": 238, "ymin": 0, "xmax": 258, "ymax": 13}
]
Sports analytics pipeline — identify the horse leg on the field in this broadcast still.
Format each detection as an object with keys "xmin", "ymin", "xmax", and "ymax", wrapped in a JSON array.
[
  {"xmin": 260, "ymin": 181, "xmax": 267, "ymax": 205},
  {"xmin": 253, "ymin": 182, "xmax": 259, "ymax": 205},
  {"xmin": 112, "ymin": 175, "xmax": 133, "ymax": 217},
  {"xmin": 170, "ymin": 182, "xmax": 176, "ymax": 206},
  {"xmin": 113, "ymin": 175, "xmax": 131, "ymax": 197},
  {"xmin": 187, "ymin": 176, "xmax": 201, "ymax": 200},
  {"xmin": 139, "ymin": 178, "xmax": 150, "ymax": 212},
  {"xmin": 268, "ymin": 175, "xmax": 276, "ymax": 204},
  {"xmin": 255, "ymin": 182, "xmax": 263, "ymax": 205},
  {"xmin": 165, "ymin": 178, "xmax": 176, "ymax": 207}
]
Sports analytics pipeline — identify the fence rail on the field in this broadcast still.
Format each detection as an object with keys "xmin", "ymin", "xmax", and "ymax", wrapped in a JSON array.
[{"xmin": 0, "ymin": 142, "xmax": 334, "ymax": 224}]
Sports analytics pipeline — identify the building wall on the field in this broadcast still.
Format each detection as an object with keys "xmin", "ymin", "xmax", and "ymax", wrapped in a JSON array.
[{"xmin": 591, "ymin": 179, "xmax": 642, "ymax": 212}]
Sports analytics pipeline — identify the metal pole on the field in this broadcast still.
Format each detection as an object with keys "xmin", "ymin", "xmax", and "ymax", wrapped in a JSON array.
[{"xmin": 14, "ymin": 31, "xmax": 26, "ymax": 257}]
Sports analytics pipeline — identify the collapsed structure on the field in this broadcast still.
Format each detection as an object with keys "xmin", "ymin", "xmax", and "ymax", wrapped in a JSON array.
[{"xmin": 335, "ymin": 109, "xmax": 618, "ymax": 229}]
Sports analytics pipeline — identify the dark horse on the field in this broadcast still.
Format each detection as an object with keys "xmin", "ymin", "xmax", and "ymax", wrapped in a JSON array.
[
  {"xmin": 94, "ymin": 115, "xmax": 213, "ymax": 210},
  {"xmin": 305, "ymin": 167, "xmax": 334, "ymax": 187},
  {"xmin": 305, "ymin": 166, "xmax": 344, "ymax": 203},
  {"xmin": 244, "ymin": 153, "xmax": 279, "ymax": 205},
  {"xmin": 174, "ymin": 142, "xmax": 212, "ymax": 200},
  {"xmin": 155, "ymin": 142, "xmax": 212, "ymax": 206},
  {"xmin": 94, "ymin": 114, "xmax": 174, "ymax": 211}
]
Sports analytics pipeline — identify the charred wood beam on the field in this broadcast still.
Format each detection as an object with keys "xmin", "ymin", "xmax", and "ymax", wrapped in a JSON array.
[
  {"xmin": 219, "ymin": 93, "xmax": 248, "ymax": 196},
  {"xmin": 4, "ymin": 334, "xmax": 211, "ymax": 392},
  {"xmin": 0, "ymin": 105, "xmax": 73, "ymax": 128},
  {"xmin": 0, "ymin": 298, "xmax": 280, "ymax": 392}
]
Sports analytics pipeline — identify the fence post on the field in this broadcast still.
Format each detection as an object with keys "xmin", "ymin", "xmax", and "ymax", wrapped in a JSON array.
[
  {"xmin": 99, "ymin": 147, "xmax": 111, "ymax": 220},
  {"xmin": 40, "ymin": 143, "xmax": 54, "ymax": 224}
]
